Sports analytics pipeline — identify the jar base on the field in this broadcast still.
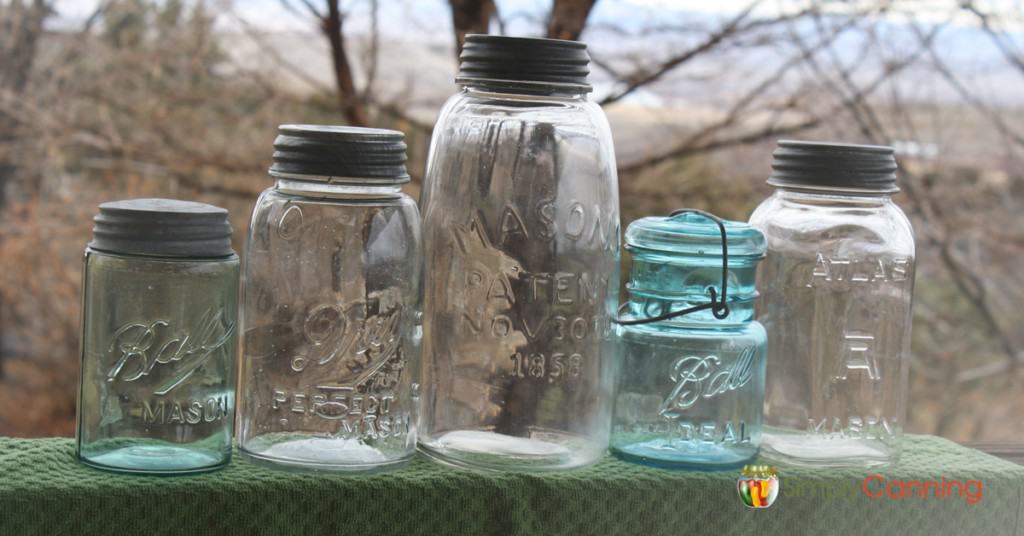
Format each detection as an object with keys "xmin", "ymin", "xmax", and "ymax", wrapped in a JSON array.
[
  {"xmin": 419, "ymin": 430, "xmax": 602, "ymax": 472},
  {"xmin": 761, "ymin": 429, "xmax": 897, "ymax": 468},
  {"xmin": 239, "ymin": 435, "xmax": 413, "ymax": 473},
  {"xmin": 610, "ymin": 442, "xmax": 756, "ymax": 470},
  {"xmin": 78, "ymin": 444, "xmax": 229, "ymax": 475}
]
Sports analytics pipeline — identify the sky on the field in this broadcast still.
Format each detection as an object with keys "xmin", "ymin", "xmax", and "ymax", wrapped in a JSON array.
[
  {"xmin": 44, "ymin": 0, "xmax": 1024, "ymax": 106},
  {"xmin": 47, "ymin": 0, "xmax": 1024, "ymax": 34}
]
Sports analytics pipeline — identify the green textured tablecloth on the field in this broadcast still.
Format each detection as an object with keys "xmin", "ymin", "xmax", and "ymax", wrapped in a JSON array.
[{"xmin": 0, "ymin": 435, "xmax": 1021, "ymax": 535}]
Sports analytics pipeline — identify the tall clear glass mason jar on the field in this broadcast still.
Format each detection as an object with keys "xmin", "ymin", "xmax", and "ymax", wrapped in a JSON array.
[
  {"xmin": 238, "ymin": 125, "xmax": 422, "ymax": 472},
  {"xmin": 611, "ymin": 212, "xmax": 767, "ymax": 469},
  {"xmin": 77, "ymin": 199, "xmax": 239, "ymax": 474},
  {"xmin": 419, "ymin": 35, "xmax": 621, "ymax": 471},
  {"xmin": 749, "ymin": 140, "xmax": 916, "ymax": 467}
]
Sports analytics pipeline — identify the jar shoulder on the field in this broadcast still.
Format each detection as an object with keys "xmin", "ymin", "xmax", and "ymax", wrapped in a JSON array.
[
  {"xmin": 621, "ymin": 320, "xmax": 766, "ymax": 344},
  {"xmin": 749, "ymin": 193, "xmax": 915, "ymax": 256},
  {"xmin": 438, "ymin": 91, "xmax": 612, "ymax": 133},
  {"xmin": 422, "ymin": 93, "xmax": 619, "ymax": 230},
  {"xmin": 245, "ymin": 188, "xmax": 421, "ymax": 265},
  {"xmin": 86, "ymin": 248, "xmax": 239, "ymax": 275},
  {"xmin": 254, "ymin": 187, "xmax": 419, "ymax": 209}
]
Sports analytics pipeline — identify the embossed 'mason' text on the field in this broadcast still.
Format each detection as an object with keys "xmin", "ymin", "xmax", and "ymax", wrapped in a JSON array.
[
  {"xmin": 807, "ymin": 415, "xmax": 898, "ymax": 439},
  {"xmin": 140, "ymin": 395, "xmax": 229, "ymax": 424},
  {"xmin": 453, "ymin": 205, "xmax": 618, "ymax": 251}
]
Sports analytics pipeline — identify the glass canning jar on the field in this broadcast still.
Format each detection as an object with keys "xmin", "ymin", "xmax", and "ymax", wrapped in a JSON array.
[
  {"xmin": 611, "ymin": 211, "xmax": 767, "ymax": 469},
  {"xmin": 237, "ymin": 125, "xmax": 422, "ymax": 472},
  {"xmin": 76, "ymin": 199, "xmax": 239, "ymax": 474},
  {"xmin": 749, "ymin": 140, "xmax": 916, "ymax": 467},
  {"xmin": 419, "ymin": 35, "xmax": 621, "ymax": 471}
]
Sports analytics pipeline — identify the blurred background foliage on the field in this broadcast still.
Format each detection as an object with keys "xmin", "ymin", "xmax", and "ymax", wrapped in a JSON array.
[{"xmin": 1, "ymin": 0, "xmax": 1022, "ymax": 444}]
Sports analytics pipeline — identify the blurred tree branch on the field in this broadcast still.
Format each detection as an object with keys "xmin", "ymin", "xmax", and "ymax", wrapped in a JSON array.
[
  {"xmin": 360, "ymin": 0, "xmax": 380, "ymax": 100},
  {"xmin": 0, "ymin": 0, "xmax": 53, "ymax": 381},
  {"xmin": 231, "ymin": 12, "xmax": 334, "ymax": 95},
  {"xmin": 230, "ymin": 7, "xmax": 433, "ymax": 153},
  {"xmin": 618, "ymin": 13, "xmax": 881, "ymax": 172},
  {"xmin": 961, "ymin": 2, "xmax": 1024, "ymax": 77},
  {"xmin": 598, "ymin": 1, "xmax": 762, "ymax": 106},
  {"xmin": 910, "ymin": 23, "xmax": 1024, "ymax": 151},
  {"xmin": 449, "ymin": 0, "xmax": 494, "ymax": 56},
  {"xmin": 283, "ymin": 0, "xmax": 370, "ymax": 126},
  {"xmin": 902, "ymin": 18, "xmax": 1023, "ymax": 377},
  {"xmin": 0, "ymin": 0, "xmax": 50, "ymax": 93},
  {"xmin": 808, "ymin": 12, "xmax": 1023, "ymax": 432},
  {"xmin": 546, "ymin": 0, "xmax": 597, "ymax": 41},
  {"xmin": 1, "ymin": 0, "xmax": 51, "ymax": 203}
]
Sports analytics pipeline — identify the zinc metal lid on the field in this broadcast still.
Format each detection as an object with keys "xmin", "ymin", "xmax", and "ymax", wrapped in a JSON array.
[
  {"xmin": 90, "ymin": 198, "xmax": 234, "ymax": 258},
  {"xmin": 269, "ymin": 124, "xmax": 410, "ymax": 184},
  {"xmin": 768, "ymin": 139, "xmax": 899, "ymax": 193},
  {"xmin": 457, "ymin": 34, "xmax": 592, "ymax": 90}
]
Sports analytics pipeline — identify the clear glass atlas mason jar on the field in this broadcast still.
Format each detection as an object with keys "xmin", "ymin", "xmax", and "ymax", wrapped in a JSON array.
[
  {"xmin": 419, "ymin": 35, "xmax": 621, "ymax": 471},
  {"xmin": 237, "ymin": 125, "xmax": 422, "ymax": 472},
  {"xmin": 749, "ymin": 140, "xmax": 916, "ymax": 467},
  {"xmin": 77, "ymin": 198, "xmax": 239, "ymax": 474},
  {"xmin": 611, "ymin": 210, "xmax": 767, "ymax": 469}
]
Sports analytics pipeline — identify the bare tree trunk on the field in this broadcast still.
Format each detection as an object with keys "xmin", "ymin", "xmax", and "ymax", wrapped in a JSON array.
[
  {"xmin": 322, "ymin": 0, "xmax": 369, "ymax": 126},
  {"xmin": 546, "ymin": 0, "xmax": 596, "ymax": 41},
  {"xmin": 0, "ymin": 0, "xmax": 50, "ymax": 92},
  {"xmin": 449, "ymin": 0, "xmax": 494, "ymax": 57},
  {"xmin": 1, "ymin": 0, "xmax": 49, "ymax": 202},
  {"xmin": 0, "ymin": 0, "xmax": 50, "ymax": 379}
]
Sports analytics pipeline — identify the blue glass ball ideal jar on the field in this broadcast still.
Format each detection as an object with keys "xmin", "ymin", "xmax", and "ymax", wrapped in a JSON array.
[{"xmin": 610, "ymin": 211, "xmax": 767, "ymax": 469}]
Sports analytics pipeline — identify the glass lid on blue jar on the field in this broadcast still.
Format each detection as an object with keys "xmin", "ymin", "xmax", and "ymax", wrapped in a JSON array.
[{"xmin": 620, "ymin": 209, "xmax": 767, "ymax": 325}]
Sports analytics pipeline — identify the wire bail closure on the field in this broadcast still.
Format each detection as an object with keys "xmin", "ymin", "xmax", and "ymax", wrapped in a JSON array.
[{"xmin": 614, "ymin": 209, "xmax": 731, "ymax": 326}]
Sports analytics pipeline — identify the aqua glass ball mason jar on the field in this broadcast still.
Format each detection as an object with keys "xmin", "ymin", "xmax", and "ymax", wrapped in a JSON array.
[
  {"xmin": 237, "ymin": 125, "xmax": 421, "ymax": 472},
  {"xmin": 611, "ymin": 210, "xmax": 767, "ymax": 469},
  {"xmin": 419, "ymin": 35, "xmax": 620, "ymax": 471},
  {"xmin": 76, "ymin": 199, "xmax": 239, "ymax": 474},
  {"xmin": 749, "ymin": 140, "xmax": 915, "ymax": 468}
]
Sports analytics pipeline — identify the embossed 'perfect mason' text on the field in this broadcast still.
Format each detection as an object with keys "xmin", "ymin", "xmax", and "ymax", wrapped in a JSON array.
[{"xmin": 271, "ymin": 385, "xmax": 411, "ymax": 440}]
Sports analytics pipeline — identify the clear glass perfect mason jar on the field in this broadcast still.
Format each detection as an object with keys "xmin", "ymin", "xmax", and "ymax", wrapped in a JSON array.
[
  {"xmin": 611, "ymin": 212, "xmax": 767, "ymax": 469},
  {"xmin": 77, "ymin": 199, "xmax": 239, "ymax": 474},
  {"xmin": 237, "ymin": 125, "xmax": 422, "ymax": 472},
  {"xmin": 749, "ymin": 140, "xmax": 916, "ymax": 467},
  {"xmin": 419, "ymin": 35, "xmax": 621, "ymax": 471}
]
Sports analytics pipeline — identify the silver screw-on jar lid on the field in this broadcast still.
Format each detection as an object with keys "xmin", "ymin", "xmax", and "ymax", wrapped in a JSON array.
[
  {"xmin": 90, "ymin": 198, "xmax": 234, "ymax": 258},
  {"xmin": 768, "ymin": 140, "xmax": 899, "ymax": 193},
  {"xmin": 269, "ymin": 124, "xmax": 410, "ymax": 185}
]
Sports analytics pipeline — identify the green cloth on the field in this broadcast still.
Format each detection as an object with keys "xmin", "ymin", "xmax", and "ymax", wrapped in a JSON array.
[{"xmin": 0, "ymin": 435, "xmax": 1021, "ymax": 535}]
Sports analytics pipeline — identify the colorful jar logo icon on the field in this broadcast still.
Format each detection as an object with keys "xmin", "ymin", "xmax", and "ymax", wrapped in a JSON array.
[{"xmin": 738, "ymin": 465, "xmax": 779, "ymax": 508}]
